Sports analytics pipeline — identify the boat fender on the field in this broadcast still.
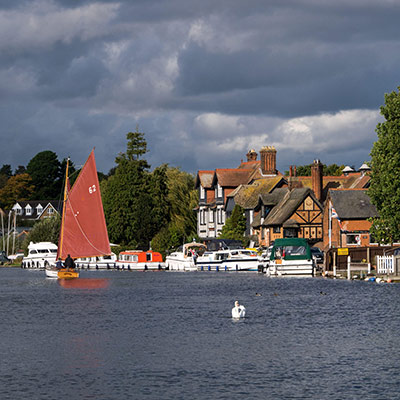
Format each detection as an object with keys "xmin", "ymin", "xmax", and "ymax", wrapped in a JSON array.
[
  {"xmin": 225, "ymin": 266, "xmax": 227, "ymax": 271},
  {"xmin": 236, "ymin": 265, "xmax": 238, "ymax": 271},
  {"xmin": 201, "ymin": 266, "xmax": 203, "ymax": 271},
  {"xmin": 216, "ymin": 265, "xmax": 219, "ymax": 272},
  {"xmin": 96, "ymin": 264, "xmax": 99, "ymax": 270},
  {"xmin": 158, "ymin": 264, "xmax": 161, "ymax": 270},
  {"xmin": 145, "ymin": 265, "xmax": 148, "ymax": 271},
  {"xmin": 107, "ymin": 263, "xmax": 110, "ymax": 269},
  {"xmin": 208, "ymin": 266, "xmax": 211, "ymax": 271}
]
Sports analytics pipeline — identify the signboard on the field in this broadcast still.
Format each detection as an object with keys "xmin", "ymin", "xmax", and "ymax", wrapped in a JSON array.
[{"xmin": 338, "ymin": 248, "xmax": 349, "ymax": 256}]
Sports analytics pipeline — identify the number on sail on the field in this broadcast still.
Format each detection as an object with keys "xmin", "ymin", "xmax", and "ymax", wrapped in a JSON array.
[{"xmin": 89, "ymin": 185, "xmax": 96, "ymax": 194}]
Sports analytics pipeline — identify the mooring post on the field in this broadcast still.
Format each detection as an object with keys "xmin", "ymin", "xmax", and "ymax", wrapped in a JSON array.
[
  {"xmin": 333, "ymin": 251, "xmax": 336, "ymax": 277},
  {"xmin": 347, "ymin": 255, "xmax": 351, "ymax": 280}
]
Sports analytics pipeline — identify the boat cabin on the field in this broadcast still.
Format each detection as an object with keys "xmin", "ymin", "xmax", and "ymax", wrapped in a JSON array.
[{"xmin": 118, "ymin": 250, "xmax": 163, "ymax": 263}]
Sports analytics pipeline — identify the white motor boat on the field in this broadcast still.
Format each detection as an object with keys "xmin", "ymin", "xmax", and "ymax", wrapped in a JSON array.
[
  {"xmin": 165, "ymin": 242, "xmax": 207, "ymax": 271},
  {"xmin": 196, "ymin": 248, "xmax": 261, "ymax": 271},
  {"xmin": 266, "ymin": 238, "xmax": 316, "ymax": 276},
  {"xmin": 22, "ymin": 242, "xmax": 58, "ymax": 269},
  {"xmin": 75, "ymin": 253, "xmax": 117, "ymax": 270}
]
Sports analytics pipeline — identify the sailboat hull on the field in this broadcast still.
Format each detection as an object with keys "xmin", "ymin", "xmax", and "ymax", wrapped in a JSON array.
[{"xmin": 58, "ymin": 269, "xmax": 79, "ymax": 279}]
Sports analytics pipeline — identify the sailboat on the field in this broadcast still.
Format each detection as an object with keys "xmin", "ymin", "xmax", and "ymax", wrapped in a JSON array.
[{"xmin": 46, "ymin": 150, "xmax": 111, "ymax": 279}]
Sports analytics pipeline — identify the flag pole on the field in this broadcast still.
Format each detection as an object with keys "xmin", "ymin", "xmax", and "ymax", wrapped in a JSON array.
[{"xmin": 329, "ymin": 201, "xmax": 332, "ymax": 248}]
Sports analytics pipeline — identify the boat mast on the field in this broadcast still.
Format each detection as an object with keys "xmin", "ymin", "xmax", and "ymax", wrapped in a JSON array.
[{"xmin": 58, "ymin": 158, "xmax": 69, "ymax": 259}]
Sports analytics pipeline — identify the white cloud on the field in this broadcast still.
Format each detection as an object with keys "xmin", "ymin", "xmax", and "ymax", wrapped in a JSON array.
[{"xmin": 0, "ymin": 1, "xmax": 119, "ymax": 51}]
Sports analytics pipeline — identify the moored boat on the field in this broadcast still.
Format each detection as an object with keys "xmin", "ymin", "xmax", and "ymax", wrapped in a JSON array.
[
  {"xmin": 22, "ymin": 242, "xmax": 58, "ymax": 269},
  {"xmin": 265, "ymin": 238, "xmax": 316, "ymax": 276},
  {"xmin": 165, "ymin": 242, "xmax": 207, "ymax": 271},
  {"xmin": 116, "ymin": 250, "xmax": 165, "ymax": 270},
  {"xmin": 75, "ymin": 253, "xmax": 117, "ymax": 270},
  {"xmin": 196, "ymin": 248, "xmax": 261, "ymax": 271}
]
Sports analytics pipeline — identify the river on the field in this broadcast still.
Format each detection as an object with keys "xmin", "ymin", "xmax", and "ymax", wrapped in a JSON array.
[{"xmin": 1, "ymin": 268, "xmax": 399, "ymax": 399}]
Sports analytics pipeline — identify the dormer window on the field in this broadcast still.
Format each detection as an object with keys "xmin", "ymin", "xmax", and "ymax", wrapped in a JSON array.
[
  {"xmin": 37, "ymin": 205, "xmax": 43, "ymax": 215},
  {"xmin": 25, "ymin": 205, "xmax": 32, "ymax": 216}
]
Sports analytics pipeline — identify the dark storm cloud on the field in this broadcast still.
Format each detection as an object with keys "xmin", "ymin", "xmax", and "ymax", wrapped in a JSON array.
[{"xmin": 0, "ymin": 0, "xmax": 399, "ymax": 174}]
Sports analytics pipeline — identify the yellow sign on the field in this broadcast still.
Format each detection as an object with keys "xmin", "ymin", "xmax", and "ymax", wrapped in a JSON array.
[{"xmin": 338, "ymin": 248, "xmax": 349, "ymax": 256}]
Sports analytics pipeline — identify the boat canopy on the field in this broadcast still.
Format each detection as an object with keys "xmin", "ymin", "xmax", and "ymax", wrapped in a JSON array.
[{"xmin": 270, "ymin": 238, "xmax": 312, "ymax": 261}]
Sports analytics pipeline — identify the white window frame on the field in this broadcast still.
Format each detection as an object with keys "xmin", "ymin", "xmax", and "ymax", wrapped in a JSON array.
[
  {"xmin": 200, "ymin": 185, "xmax": 205, "ymax": 199},
  {"xmin": 217, "ymin": 183, "xmax": 223, "ymax": 198},
  {"xmin": 209, "ymin": 209, "xmax": 214, "ymax": 223},
  {"xmin": 25, "ymin": 205, "xmax": 32, "ymax": 216}
]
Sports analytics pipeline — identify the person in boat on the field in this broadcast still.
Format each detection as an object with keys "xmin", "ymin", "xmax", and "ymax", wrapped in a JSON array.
[
  {"xmin": 55, "ymin": 258, "xmax": 63, "ymax": 269},
  {"xmin": 64, "ymin": 254, "xmax": 76, "ymax": 270},
  {"xmin": 232, "ymin": 300, "xmax": 246, "ymax": 319}
]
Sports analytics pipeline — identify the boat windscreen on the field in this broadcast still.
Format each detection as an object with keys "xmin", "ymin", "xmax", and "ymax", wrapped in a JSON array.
[{"xmin": 282, "ymin": 246, "xmax": 307, "ymax": 256}]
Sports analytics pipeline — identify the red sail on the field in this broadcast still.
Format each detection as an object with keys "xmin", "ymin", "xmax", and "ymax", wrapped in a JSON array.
[{"xmin": 58, "ymin": 150, "xmax": 111, "ymax": 259}]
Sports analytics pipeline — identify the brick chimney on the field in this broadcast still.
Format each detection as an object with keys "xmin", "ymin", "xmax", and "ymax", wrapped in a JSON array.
[
  {"xmin": 259, "ymin": 146, "xmax": 277, "ymax": 175},
  {"xmin": 311, "ymin": 159, "xmax": 323, "ymax": 201},
  {"xmin": 246, "ymin": 149, "xmax": 257, "ymax": 162}
]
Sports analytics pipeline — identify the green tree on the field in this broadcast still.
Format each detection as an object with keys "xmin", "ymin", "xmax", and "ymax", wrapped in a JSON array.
[
  {"xmin": 150, "ymin": 164, "xmax": 171, "ymax": 229},
  {"xmin": 151, "ymin": 167, "xmax": 197, "ymax": 256},
  {"xmin": 368, "ymin": 86, "xmax": 400, "ymax": 243},
  {"xmin": 284, "ymin": 163, "xmax": 345, "ymax": 176},
  {"xmin": 22, "ymin": 216, "xmax": 61, "ymax": 255},
  {"xmin": 0, "ymin": 164, "xmax": 12, "ymax": 189},
  {"xmin": 27, "ymin": 151, "xmax": 62, "ymax": 199},
  {"xmin": 103, "ymin": 129, "xmax": 154, "ymax": 248},
  {"xmin": 14, "ymin": 165, "xmax": 27, "ymax": 175},
  {"xmin": 219, "ymin": 205, "xmax": 247, "ymax": 243},
  {"xmin": 0, "ymin": 173, "xmax": 35, "ymax": 209}
]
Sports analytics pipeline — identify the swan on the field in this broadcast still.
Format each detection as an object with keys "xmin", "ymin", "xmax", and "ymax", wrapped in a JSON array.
[{"xmin": 232, "ymin": 301, "xmax": 246, "ymax": 319}]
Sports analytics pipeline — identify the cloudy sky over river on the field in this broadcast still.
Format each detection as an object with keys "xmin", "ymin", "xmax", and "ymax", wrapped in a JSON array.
[{"xmin": 1, "ymin": 0, "xmax": 399, "ymax": 174}]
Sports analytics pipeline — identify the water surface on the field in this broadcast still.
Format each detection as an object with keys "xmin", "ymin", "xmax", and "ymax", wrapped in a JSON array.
[{"xmin": 1, "ymin": 268, "xmax": 399, "ymax": 399}]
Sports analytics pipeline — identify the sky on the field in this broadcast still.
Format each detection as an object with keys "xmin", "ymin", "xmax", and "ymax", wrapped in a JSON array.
[{"xmin": 1, "ymin": 0, "xmax": 399, "ymax": 175}]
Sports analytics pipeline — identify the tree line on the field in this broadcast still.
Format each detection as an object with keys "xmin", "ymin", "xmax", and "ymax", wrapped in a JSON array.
[{"xmin": 2, "ymin": 129, "xmax": 197, "ymax": 257}]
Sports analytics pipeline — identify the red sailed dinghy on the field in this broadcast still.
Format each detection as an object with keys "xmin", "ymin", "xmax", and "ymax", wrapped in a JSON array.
[{"xmin": 56, "ymin": 150, "xmax": 111, "ymax": 279}]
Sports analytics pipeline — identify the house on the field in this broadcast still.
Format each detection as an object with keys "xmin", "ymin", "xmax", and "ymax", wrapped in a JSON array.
[
  {"xmin": 252, "ymin": 187, "xmax": 323, "ymax": 247},
  {"xmin": 322, "ymin": 189, "xmax": 378, "ymax": 250},
  {"xmin": 11, "ymin": 200, "xmax": 62, "ymax": 220},
  {"xmin": 225, "ymin": 176, "xmax": 287, "ymax": 237},
  {"xmin": 195, "ymin": 146, "xmax": 281, "ymax": 238}
]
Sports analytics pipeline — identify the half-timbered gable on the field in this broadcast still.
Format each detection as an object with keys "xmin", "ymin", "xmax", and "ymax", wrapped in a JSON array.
[{"xmin": 252, "ymin": 188, "xmax": 323, "ymax": 246}]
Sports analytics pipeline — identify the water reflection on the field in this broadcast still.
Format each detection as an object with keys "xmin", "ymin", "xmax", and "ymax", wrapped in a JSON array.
[{"xmin": 58, "ymin": 278, "xmax": 109, "ymax": 289}]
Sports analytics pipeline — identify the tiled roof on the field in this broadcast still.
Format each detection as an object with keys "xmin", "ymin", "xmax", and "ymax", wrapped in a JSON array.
[
  {"xmin": 231, "ymin": 177, "xmax": 285, "ymax": 209},
  {"xmin": 330, "ymin": 189, "xmax": 378, "ymax": 219},
  {"xmin": 237, "ymin": 160, "xmax": 260, "ymax": 169},
  {"xmin": 196, "ymin": 170, "xmax": 215, "ymax": 188},
  {"xmin": 262, "ymin": 188, "xmax": 322, "ymax": 226},
  {"xmin": 215, "ymin": 168, "xmax": 253, "ymax": 187}
]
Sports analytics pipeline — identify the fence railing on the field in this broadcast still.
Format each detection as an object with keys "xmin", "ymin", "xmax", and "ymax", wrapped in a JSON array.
[{"xmin": 376, "ymin": 255, "xmax": 394, "ymax": 274}]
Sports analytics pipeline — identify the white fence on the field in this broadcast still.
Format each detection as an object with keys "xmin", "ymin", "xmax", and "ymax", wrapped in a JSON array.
[{"xmin": 376, "ymin": 255, "xmax": 394, "ymax": 274}]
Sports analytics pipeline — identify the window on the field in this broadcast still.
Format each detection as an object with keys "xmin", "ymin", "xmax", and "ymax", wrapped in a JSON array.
[
  {"xmin": 25, "ymin": 206, "xmax": 32, "ymax": 216},
  {"xmin": 48, "ymin": 208, "xmax": 54, "ymax": 214},
  {"xmin": 37, "ymin": 206, "xmax": 43, "ymax": 215},
  {"xmin": 15, "ymin": 208, "xmax": 22, "ymax": 215},
  {"xmin": 200, "ymin": 185, "xmax": 205, "ymax": 199},
  {"xmin": 273, "ymin": 226, "xmax": 281, "ymax": 234},
  {"xmin": 209, "ymin": 210, "xmax": 214, "ymax": 223},
  {"xmin": 346, "ymin": 233, "xmax": 361, "ymax": 245},
  {"xmin": 200, "ymin": 209, "xmax": 206, "ymax": 225},
  {"xmin": 217, "ymin": 183, "xmax": 223, "ymax": 198},
  {"xmin": 146, "ymin": 253, "xmax": 152, "ymax": 261}
]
